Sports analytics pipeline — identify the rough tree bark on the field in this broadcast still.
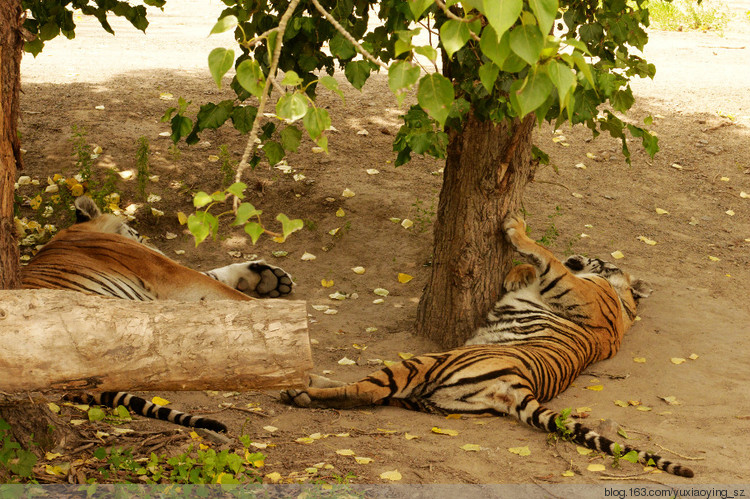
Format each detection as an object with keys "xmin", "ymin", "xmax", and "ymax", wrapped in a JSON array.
[
  {"xmin": 0, "ymin": 0, "xmax": 23, "ymax": 290},
  {"xmin": 416, "ymin": 114, "xmax": 536, "ymax": 348},
  {"xmin": 0, "ymin": 290, "xmax": 312, "ymax": 392}
]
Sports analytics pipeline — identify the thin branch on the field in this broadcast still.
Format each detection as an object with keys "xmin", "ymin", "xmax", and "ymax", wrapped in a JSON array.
[
  {"xmin": 434, "ymin": 0, "xmax": 481, "ymax": 42},
  {"xmin": 233, "ymin": 0, "xmax": 301, "ymax": 210},
  {"xmin": 497, "ymin": 114, "xmax": 535, "ymax": 188},
  {"xmin": 309, "ymin": 0, "xmax": 388, "ymax": 70},
  {"xmin": 241, "ymin": 27, "xmax": 278, "ymax": 50}
]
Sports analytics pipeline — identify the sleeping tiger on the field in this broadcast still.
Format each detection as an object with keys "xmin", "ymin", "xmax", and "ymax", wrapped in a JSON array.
[
  {"xmin": 21, "ymin": 196, "xmax": 294, "ymax": 433},
  {"xmin": 282, "ymin": 213, "xmax": 694, "ymax": 478}
]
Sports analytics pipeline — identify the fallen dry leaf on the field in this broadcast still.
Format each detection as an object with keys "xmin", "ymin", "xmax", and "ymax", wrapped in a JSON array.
[
  {"xmin": 587, "ymin": 463, "xmax": 606, "ymax": 472},
  {"xmin": 508, "ymin": 446, "xmax": 531, "ymax": 456},
  {"xmin": 336, "ymin": 449, "xmax": 355, "ymax": 456},
  {"xmin": 585, "ymin": 385, "xmax": 604, "ymax": 391},
  {"xmin": 614, "ymin": 400, "xmax": 628, "ymax": 407},
  {"xmin": 431, "ymin": 427, "xmax": 459, "ymax": 436},
  {"xmin": 355, "ymin": 457, "xmax": 373, "ymax": 464},
  {"xmin": 151, "ymin": 396, "xmax": 170, "ymax": 406},
  {"xmin": 321, "ymin": 279, "xmax": 334, "ymax": 288},
  {"xmin": 633, "ymin": 357, "xmax": 646, "ymax": 363},
  {"xmin": 671, "ymin": 357, "xmax": 686, "ymax": 365},
  {"xmin": 637, "ymin": 235, "xmax": 657, "ymax": 246},
  {"xmin": 576, "ymin": 446, "xmax": 593, "ymax": 455},
  {"xmin": 655, "ymin": 207, "xmax": 669, "ymax": 215},
  {"xmin": 397, "ymin": 273, "xmax": 413, "ymax": 283},
  {"xmin": 461, "ymin": 444, "xmax": 481, "ymax": 452},
  {"xmin": 689, "ymin": 353, "xmax": 699, "ymax": 360},
  {"xmin": 610, "ymin": 250, "xmax": 625, "ymax": 259},
  {"xmin": 379, "ymin": 470, "xmax": 402, "ymax": 481}
]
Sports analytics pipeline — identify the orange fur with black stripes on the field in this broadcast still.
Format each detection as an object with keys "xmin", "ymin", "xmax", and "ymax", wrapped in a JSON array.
[{"xmin": 283, "ymin": 214, "xmax": 693, "ymax": 477}]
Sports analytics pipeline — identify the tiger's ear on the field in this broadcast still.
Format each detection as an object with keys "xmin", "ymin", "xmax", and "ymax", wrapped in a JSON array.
[
  {"xmin": 630, "ymin": 279, "xmax": 652, "ymax": 299},
  {"xmin": 74, "ymin": 196, "xmax": 101, "ymax": 223}
]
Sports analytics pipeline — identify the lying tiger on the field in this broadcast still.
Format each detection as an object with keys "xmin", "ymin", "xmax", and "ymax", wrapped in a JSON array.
[
  {"xmin": 22, "ymin": 196, "xmax": 294, "ymax": 433},
  {"xmin": 282, "ymin": 214, "xmax": 694, "ymax": 478}
]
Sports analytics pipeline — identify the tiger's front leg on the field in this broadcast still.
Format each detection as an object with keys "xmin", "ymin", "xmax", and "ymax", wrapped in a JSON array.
[
  {"xmin": 503, "ymin": 214, "xmax": 562, "ymax": 272},
  {"xmin": 281, "ymin": 374, "xmax": 387, "ymax": 409}
]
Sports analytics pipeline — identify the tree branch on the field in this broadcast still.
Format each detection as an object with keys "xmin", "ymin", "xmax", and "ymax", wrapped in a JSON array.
[{"xmin": 496, "ymin": 114, "xmax": 535, "ymax": 189}]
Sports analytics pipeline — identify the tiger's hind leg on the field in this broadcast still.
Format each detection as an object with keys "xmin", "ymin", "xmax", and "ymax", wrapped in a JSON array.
[{"xmin": 203, "ymin": 261, "xmax": 293, "ymax": 298}]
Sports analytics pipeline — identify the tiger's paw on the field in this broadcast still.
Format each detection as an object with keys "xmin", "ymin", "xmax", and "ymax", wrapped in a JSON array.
[
  {"xmin": 280, "ymin": 388, "xmax": 313, "ymax": 407},
  {"xmin": 246, "ymin": 261, "xmax": 294, "ymax": 298},
  {"xmin": 503, "ymin": 213, "xmax": 527, "ymax": 239},
  {"xmin": 503, "ymin": 264, "xmax": 537, "ymax": 292}
]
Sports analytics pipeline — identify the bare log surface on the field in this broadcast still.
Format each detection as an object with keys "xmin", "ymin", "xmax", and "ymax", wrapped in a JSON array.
[{"xmin": 0, "ymin": 290, "xmax": 311, "ymax": 392}]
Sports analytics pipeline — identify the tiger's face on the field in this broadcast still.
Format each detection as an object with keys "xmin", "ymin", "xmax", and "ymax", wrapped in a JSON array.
[{"xmin": 563, "ymin": 255, "xmax": 651, "ymax": 324}]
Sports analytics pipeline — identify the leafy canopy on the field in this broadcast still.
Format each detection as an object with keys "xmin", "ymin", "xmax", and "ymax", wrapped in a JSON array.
[{"xmin": 168, "ymin": 0, "xmax": 658, "ymax": 168}]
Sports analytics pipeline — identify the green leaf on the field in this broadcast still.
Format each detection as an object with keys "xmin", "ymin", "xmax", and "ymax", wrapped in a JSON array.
[
  {"xmin": 303, "ymin": 107, "xmax": 331, "ymax": 140},
  {"xmin": 281, "ymin": 70, "xmax": 303, "ymax": 86},
  {"xmin": 439, "ymin": 20, "xmax": 471, "ymax": 61},
  {"xmin": 88, "ymin": 407, "xmax": 106, "ymax": 422},
  {"xmin": 319, "ymin": 75, "xmax": 345, "ymax": 100},
  {"xmin": 196, "ymin": 101, "xmax": 232, "ymax": 130},
  {"xmin": 622, "ymin": 450, "xmax": 639, "ymax": 464},
  {"xmin": 231, "ymin": 105, "xmax": 257, "ymax": 134},
  {"xmin": 611, "ymin": 87, "xmax": 635, "ymax": 113},
  {"xmin": 563, "ymin": 52, "xmax": 595, "ymax": 88},
  {"xmin": 276, "ymin": 93, "xmax": 308, "ymax": 122},
  {"xmin": 478, "ymin": 62, "xmax": 500, "ymax": 93},
  {"xmin": 209, "ymin": 15, "xmax": 238, "ymax": 35},
  {"xmin": 388, "ymin": 61, "xmax": 421, "ymax": 105},
  {"xmin": 529, "ymin": 0, "xmax": 558, "ymax": 35},
  {"xmin": 170, "ymin": 115, "xmax": 193, "ymax": 143},
  {"xmin": 188, "ymin": 213, "xmax": 212, "ymax": 245},
  {"xmin": 211, "ymin": 191, "xmax": 227, "ymax": 202},
  {"xmin": 408, "ymin": 0, "xmax": 433, "ymax": 20},
  {"xmin": 509, "ymin": 25, "xmax": 544, "ymax": 66},
  {"xmin": 234, "ymin": 203, "xmax": 262, "ymax": 226},
  {"xmin": 417, "ymin": 74, "xmax": 455, "ymax": 128},
  {"xmin": 236, "ymin": 59, "xmax": 266, "ymax": 98},
  {"xmin": 115, "ymin": 405, "xmax": 131, "ymax": 420},
  {"xmin": 262, "ymin": 141, "xmax": 285, "ymax": 166},
  {"xmin": 479, "ymin": 26, "xmax": 510, "ymax": 68},
  {"xmin": 547, "ymin": 60, "xmax": 576, "ymax": 108},
  {"xmin": 315, "ymin": 135, "xmax": 329, "ymax": 153},
  {"xmin": 208, "ymin": 48, "xmax": 235, "ymax": 88},
  {"xmin": 227, "ymin": 182, "xmax": 247, "ymax": 199},
  {"xmin": 330, "ymin": 32, "xmax": 356, "ymax": 59},
  {"xmin": 38, "ymin": 21, "xmax": 60, "ymax": 42},
  {"xmin": 280, "ymin": 126, "xmax": 302, "ymax": 152},
  {"xmin": 483, "ymin": 0, "xmax": 522, "ymax": 37},
  {"xmin": 276, "ymin": 214, "xmax": 304, "ymax": 241},
  {"xmin": 193, "ymin": 191, "xmax": 213, "ymax": 208},
  {"xmin": 512, "ymin": 70, "xmax": 553, "ymax": 116},
  {"xmin": 414, "ymin": 45, "xmax": 438, "ymax": 62},
  {"xmin": 344, "ymin": 60, "xmax": 371, "ymax": 90}
]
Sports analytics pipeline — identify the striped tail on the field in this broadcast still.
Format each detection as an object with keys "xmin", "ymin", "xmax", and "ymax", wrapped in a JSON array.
[
  {"xmin": 70, "ymin": 392, "xmax": 227, "ymax": 433},
  {"xmin": 520, "ymin": 398, "xmax": 694, "ymax": 477}
]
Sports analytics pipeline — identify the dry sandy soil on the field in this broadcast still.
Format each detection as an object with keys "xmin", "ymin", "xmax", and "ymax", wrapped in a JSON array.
[{"xmin": 15, "ymin": 0, "xmax": 750, "ymax": 485}]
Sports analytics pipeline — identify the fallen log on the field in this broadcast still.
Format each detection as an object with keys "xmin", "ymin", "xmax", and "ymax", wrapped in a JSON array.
[{"xmin": 0, "ymin": 289, "xmax": 311, "ymax": 392}]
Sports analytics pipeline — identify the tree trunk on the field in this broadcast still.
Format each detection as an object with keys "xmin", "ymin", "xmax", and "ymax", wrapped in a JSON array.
[
  {"xmin": 416, "ymin": 114, "xmax": 536, "ymax": 348},
  {"xmin": 0, "ymin": 0, "xmax": 24, "ymax": 290},
  {"xmin": 0, "ymin": 290, "xmax": 312, "ymax": 392}
]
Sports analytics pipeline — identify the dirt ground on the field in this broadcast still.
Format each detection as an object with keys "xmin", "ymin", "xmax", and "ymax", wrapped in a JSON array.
[{"xmin": 15, "ymin": 0, "xmax": 750, "ymax": 485}]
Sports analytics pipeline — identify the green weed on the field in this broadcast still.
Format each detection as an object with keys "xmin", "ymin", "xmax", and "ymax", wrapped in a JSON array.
[
  {"xmin": 647, "ymin": 0, "xmax": 731, "ymax": 33},
  {"xmin": 0, "ymin": 418, "xmax": 38, "ymax": 482},
  {"xmin": 135, "ymin": 136, "xmax": 150, "ymax": 200}
]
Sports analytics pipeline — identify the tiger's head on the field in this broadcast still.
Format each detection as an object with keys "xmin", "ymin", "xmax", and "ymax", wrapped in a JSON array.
[{"xmin": 563, "ymin": 254, "xmax": 651, "ymax": 327}]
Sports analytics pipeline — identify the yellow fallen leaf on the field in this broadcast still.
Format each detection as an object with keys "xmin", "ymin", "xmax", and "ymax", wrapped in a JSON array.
[
  {"xmin": 355, "ymin": 456, "xmax": 373, "ymax": 464},
  {"xmin": 636, "ymin": 406, "xmax": 652, "ymax": 412},
  {"xmin": 401, "ymin": 219, "xmax": 414, "ymax": 229},
  {"xmin": 571, "ymin": 192, "xmax": 583, "ymax": 198},
  {"xmin": 610, "ymin": 250, "xmax": 625, "ymax": 260},
  {"xmin": 45, "ymin": 464, "xmax": 67, "ymax": 476},
  {"xmin": 398, "ymin": 352, "xmax": 414, "ymax": 360},
  {"xmin": 265, "ymin": 472, "xmax": 282, "ymax": 483},
  {"xmin": 670, "ymin": 163, "xmax": 682, "ymax": 170},
  {"xmin": 336, "ymin": 208, "xmax": 346, "ymax": 217},
  {"xmin": 614, "ymin": 400, "xmax": 628, "ymax": 407},
  {"xmin": 431, "ymin": 427, "xmax": 459, "ymax": 436},
  {"xmin": 404, "ymin": 433, "xmax": 419, "ymax": 440},
  {"xmin": 561, "ymin": 470, "xmax": 575, "ymax": 477},
  {"xmin": 587, "ymin": 463, "xmax": 606, "ymax": 472},
  {"xmin": 342, "ymin": 188, "xmax": 355, "ymax": 198},
  {"xmin": 374, "ymin": 288, "xmax": 390, "ymax": 296},
  {"xmin": 671, "ymin": 357, "xmax": 686, "ymax": 365},
  {"xmin": 576, "ymin": 406, "xmax": 592, "ymax": 414},
  {"xmin": 328, "ymin": 227, "xmax": 340, "ymax": 236},
  {"xmin": 633, "ymin": 357, "xmax": 646, "ymax": 363},
  {"xmin": 397, "ymin": 273, "xmax": 413, "ymax": 283},
  {"xmin": 659, "ymin": 396, "xmax": 681, "ymax": 405},
  {"xmin": 151, "ymin": 396, "xmax": 170, "ymax": 406},
  {"xmin": 321, "ymin": 279, "xmax": 334, "ymax": 288},
  {"xmin": 380, "ymin": 470, "xmax": 402, "ymax": 481},
  {"xmin": 508, "ymin": 446, "xmax": 531, "ymax": 456},
  {"xmin": 445, "ymin": 414, "xmax": 462, "ymax": 420},
  {"xmin": 689, "ymin": 353, "xmax": 699, "ymax": 360},
  {"xmin": 45, "ymin": 452, "xmax": 63, "ymax": 460},
  {"xmin": 353, "ymin": 343, "xmax": 367, "ymax": 350},
  {"xmin": 740, "ymin": 191, "xmax": 749, "ymax": 199},
  {"xmin": 655, "ymin": 208, "xmax": 669, "ymax": 215},
  {"xmin": 628, "ymin": 400, "xmax": 641, "ymax": 406},
  {"xmin": 720, "ymin": 176, "xmax": 730, "ymax": 182},
  {"xmin": 576, "ymin": 446, "xmax": 593, "ymax": 455},
  {"xmin": 159, "ymin": 92, "xmax": 173, "ymax": 100},
  {"xmin": 585, "ymin": 385, "xmax": 604, "ymax": 391},
  {"xmin": 336, "ymin": 449, "xmax": 355, "ymax": 456},
  {"xmin": 726, "ymin": 210, "xmax": 735, "ymax": 216},
  {"xmin": 351, "ymin": 266, "xmax": 365, "ymax": 274},
  {"xmin": 376, "ymin": 428, "xmax": 398, "ymax": 434},
  {"xmin": 263, "ymin": 425, "xmax": 278, "ymax": 433},
  {"xmin": 208, "ymin": 155, "xmax": 219, "ymax": 162},
  {"xmin": 48, "ymin": 402, "xmax": 61, "ymax": 413},
  {"xmin": 708, "ymin": 255, "xmax": 720, "ymax": 262},
  {"xmin": 295, "ymin": 437, "xmax": 315, "ymax": 444},
  {"xmin": 637, "ymin": 236, "xmax": 657, "ymax": 246},
  {"xmin": 461, "ymin": 444, "xmax": 481, "ymax": 452},
  {"xmin": 338, "ymin": 357, "xmax": 356, "ymax": 366}
]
